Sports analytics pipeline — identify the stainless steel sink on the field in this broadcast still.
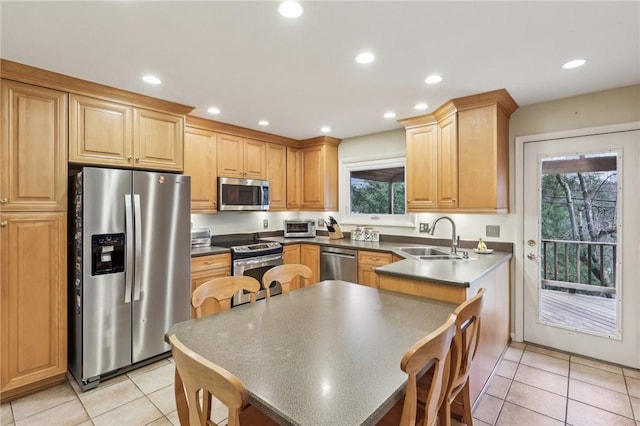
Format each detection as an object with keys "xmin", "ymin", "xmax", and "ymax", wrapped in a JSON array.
[
  {"xmin": 396, "ymin": 246, "xmax": 451, "ymax": 256},
  {"xmin": 393, "ymin": 246, "xmax": 471, "ymax": 261}
]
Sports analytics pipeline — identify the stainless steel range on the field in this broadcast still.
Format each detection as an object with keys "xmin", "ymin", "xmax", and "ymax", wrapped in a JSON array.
[{"xmin": 213, "ymin": 240, "xmax": 284, "ymax": 306}]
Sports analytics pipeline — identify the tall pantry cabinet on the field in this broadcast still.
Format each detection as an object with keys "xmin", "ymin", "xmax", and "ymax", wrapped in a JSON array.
[{"xmin": 0, "ymin": 80, "xmax": 68, "ymax": 400}]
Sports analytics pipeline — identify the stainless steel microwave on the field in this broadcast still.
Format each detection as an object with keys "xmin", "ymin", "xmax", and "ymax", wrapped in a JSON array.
[
  {"xmin": 284, "ymin": 219, "xmax": 316, "ymax": 238},
  {"xmin": 218, "ymin": 177, "xmax": 270, "ymax": 211}
]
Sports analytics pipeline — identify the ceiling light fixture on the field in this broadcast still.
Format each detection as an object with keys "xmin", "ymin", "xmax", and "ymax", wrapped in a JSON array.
[
  {"xmin": 562, "ymin": 59, "xmax": 587, "ymax": 69},
  {"xmin": 142, "ymin": 75, "xmax": 162, "ymax": 85},
  {"xmin": 258, "ymin": 120, "xmax": 270, "ymax": 126},
  {"xmin": 414, "ymin": 103, "xmax": 429, "ymax": 111},
  {"xmin": 321, "ymin": 126, "xmax": 331, "ymax": 133},
  {"xmin": 383, "ymin": 112, "xmax": 396, "ymax": 119},
  {"xmin": 207, "ymin": 107, "xmax": 221, "ymax": 115},
  {"xmin": 424, "ymin": 75, "xmax": 443, "ymax": 84},
  {"xmin": 278, "ymin": 1, "xmax": 303, "ymax": 18},
  {"xmin": 355, "ymin": 52, "xmax": 375, "ymax": 64}
]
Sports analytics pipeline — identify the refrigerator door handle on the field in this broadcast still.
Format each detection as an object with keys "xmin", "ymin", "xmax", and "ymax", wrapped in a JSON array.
[
  {"xmin": 133, "ymin": 194, "xmax": 143, "ymax": 302},
  {"xmin": 124, "ymin": 195, "xmax": 133, "ymax": 304}
]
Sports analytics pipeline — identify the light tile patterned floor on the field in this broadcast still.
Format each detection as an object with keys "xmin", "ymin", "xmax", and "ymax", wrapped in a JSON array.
[{"xmin": 1, "ymin": 344, "xmax": 639, "ymax": 426}]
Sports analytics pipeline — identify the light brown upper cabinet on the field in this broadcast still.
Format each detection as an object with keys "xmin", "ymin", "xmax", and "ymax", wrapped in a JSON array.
[
  {"xmin": 286, "ymin": 147, "xmax": 303, "ymax": 210},
  {"xmin": 435, "ymin": 110, "xmax": 458, "ymax": 209},
  {"xmin": 216, "ymin": 134, "xmax": 266, "ymax": 179},
  {"xmin": 266, "ymin": 143, "xmax": 287, "ymax": 210},
  {"xmin": 401, "ymin": 89, "xmax": 517, "ymax": 213},
  {"xmin": 1, "ymin": 80, "xmax": 67, "ymax": 212},
  {"xmin": 184, "ymin": 127, "xmax": 217, "ymax": 213},
  {"xmin": 69, "ymin": 94, "xmax": 184, "ymax": 171},
  {"xmin": 300, "ymin": 139, "xmax": 339, "ymax": 211},
  {"xmin": 457, "ymin": 103, "xmax": 511, "ymax": 212},
  {"xmin": 406, "ymin": 122, "xmax": 438, "ymax": 210}
]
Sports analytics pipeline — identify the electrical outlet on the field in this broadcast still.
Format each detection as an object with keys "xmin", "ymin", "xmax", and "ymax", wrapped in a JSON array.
[
  {"xmin": 317, "ymin": 218, "xmax": 325, "ymax": 227},
  {"xmin": 486, "ymin": 225, "xmax": 500, "ymax": 238},
  {"xmin": 419, "ymin": 223, "xmax": 429, "ymax": 233},
  {"xmin": 263, "ymin": 219, "xmax": 269, "ymax": 229}
]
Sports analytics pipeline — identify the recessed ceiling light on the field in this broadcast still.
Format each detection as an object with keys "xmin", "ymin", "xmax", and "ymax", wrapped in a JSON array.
[
  {"xmin": 207, "ymin": 107, "xmax": 221, "ymax": 115},
  {"xmin": 278, "ymin": 1, "xmax": 303, "ymax": 18},
  {"xmin": 425, "ymin": 75, "xmax": 443, "ymax": 84},
  {"xmin": 383, "ymin": 112, "xmax": 396, "ymax": 119},
  {"xmin": 142, "ymin": 75, "xmax": 162, "ymax": 85},
  {"xmin": 258, "ymin": 120, "xmax": 270, "ymax": 126},
  {"xmin": 355, "ymin": 52, "xmax": 375, "ymax": 64},
  {"xmin": 321, "ymin": 126, "xmax": 331, "ymax": 133},
  {"xmin": 414, "ymin": 103, "xmax": 429, "ymax": 111},
  {"xmin": 562, "ymin": 59, "xmax": 587, "ymax": 69}
]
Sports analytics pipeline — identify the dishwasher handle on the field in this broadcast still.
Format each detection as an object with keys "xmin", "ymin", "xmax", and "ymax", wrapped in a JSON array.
[{"xmin": 321, "ymin": 251, "xmax": 356, "ymax": 260}]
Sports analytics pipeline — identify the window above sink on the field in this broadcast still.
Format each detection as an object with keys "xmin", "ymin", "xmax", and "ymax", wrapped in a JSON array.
[{"xmin": 339, "ymin": 157, "xmax": 416, "ymax": 228}]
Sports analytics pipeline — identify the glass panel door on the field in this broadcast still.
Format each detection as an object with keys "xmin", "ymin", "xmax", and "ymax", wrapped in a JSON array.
[{"xmin": 523, "ymin": 130, "xmax": 639, "ymax": 368}]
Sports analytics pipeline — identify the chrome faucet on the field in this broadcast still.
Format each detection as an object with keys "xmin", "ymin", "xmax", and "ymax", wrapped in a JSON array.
[{"xmin": 428, "ymin": 216, "xmax": 459, "ymax": 254}]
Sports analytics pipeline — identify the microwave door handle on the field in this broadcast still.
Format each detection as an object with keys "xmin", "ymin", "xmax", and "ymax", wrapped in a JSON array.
[
  {"xmin": 133, "ymin": 194, "xmax": 142, "ymax": 302},
  {"xmin": 260, "ymin": 186, "xmax": 265, "ymax": 205},
  {"xmin": 124, "ymin": 195, "xmax": 133, "ymax": 304}
]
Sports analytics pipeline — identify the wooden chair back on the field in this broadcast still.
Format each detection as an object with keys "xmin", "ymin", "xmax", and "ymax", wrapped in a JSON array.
[
  {"xmin": 262, "ymin": 264, "xmax": 312, "ymax": 296},
  {"xmin": 439, "ymin": 287, "xmax": 485, "ymax": 426},
  {"xmin": 169, "ymin": 334, "xmax": 248, "ymax": 426},
  {"xmin": 399, "ymin": 313, "xmax": 457, "ymax": 426},
  {"xmin": 191, "ymin": 276, "xmax": 261, "ymax": 318}
]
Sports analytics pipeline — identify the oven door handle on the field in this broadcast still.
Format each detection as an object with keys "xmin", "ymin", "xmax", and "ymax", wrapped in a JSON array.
[{"xmin": 234, "ymin": 254, "xmax": 283, "ymax": 270}]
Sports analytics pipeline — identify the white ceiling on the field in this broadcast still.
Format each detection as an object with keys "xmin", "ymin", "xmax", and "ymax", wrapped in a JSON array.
[{"xmin": 2, "ymin": 1, "xmax": 639, "ymax": 140}]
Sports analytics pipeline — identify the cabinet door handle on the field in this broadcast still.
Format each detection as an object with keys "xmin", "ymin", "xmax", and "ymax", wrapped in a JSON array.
[
  {"xmin": 0, "ymin": 198, "xmax": 7, "ymax": 204},
  {"xmin": 0, "ymin": 221, "xmax": 7, "ymax": 227},
  {"xmin": 127, "ymin": 156, "xmax": 133, "ymax": 162},
  {"xmin": 135, "ymin": 157, "xmax": 140, "ymax": 163},
  {"xmin": 204, "ymin": 261, "xmax": 214, "ymax": 265},
  {"xmin": 407, "ymin": 200, "xmax": 412, "ymax": 203},
  {"xmin": 370, "ymin": 257, "xmax": 379, "ymax": 261}
]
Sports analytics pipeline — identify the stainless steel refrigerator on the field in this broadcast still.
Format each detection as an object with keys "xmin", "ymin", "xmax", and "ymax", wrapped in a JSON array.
[{"xmin": 68, "ymin": 167, "xmax": 190, "ymax": 391}]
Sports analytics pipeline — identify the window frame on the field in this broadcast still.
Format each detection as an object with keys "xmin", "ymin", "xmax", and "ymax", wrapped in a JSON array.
[{"xmin": 339, "ymin": 156, "xmax": 415, "ymax": 227}]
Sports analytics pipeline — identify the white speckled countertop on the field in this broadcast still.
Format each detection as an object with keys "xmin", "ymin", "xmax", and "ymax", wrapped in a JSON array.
[{"xmin": 191, "ymin": 235, "xmax": 511, "ymax": 287}]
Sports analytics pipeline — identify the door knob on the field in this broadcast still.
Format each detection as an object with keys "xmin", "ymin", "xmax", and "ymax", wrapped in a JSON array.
[
  {"xmin": 527, "ymin": 239, "xmax": 536, "ymax": 247},
  {"xmin": 527, "ymin": 253, "xmax": 541, "ymax": 260}
]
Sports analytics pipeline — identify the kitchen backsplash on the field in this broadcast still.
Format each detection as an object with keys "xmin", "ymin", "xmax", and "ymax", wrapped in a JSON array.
[{"xmin": 191, "ymin": 211, "xmax": 516, "ymax": 243}]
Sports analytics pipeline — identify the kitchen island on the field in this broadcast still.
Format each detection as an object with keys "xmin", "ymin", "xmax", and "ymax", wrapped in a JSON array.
[{"xmin": 191, "ymin": 234, "xmax": 511, "ymax": 408}]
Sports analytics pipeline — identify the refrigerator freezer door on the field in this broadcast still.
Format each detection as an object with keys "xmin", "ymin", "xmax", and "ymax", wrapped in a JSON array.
[
  {"xmin": 132, "ymin": 171, "xmax": 191, "ymax": 362},
  {"xmin": 81, "ymin": 168, "xmax": 133, "ymax": 379}
]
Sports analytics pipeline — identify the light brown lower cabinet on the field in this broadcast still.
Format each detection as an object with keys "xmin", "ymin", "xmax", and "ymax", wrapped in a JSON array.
[
  {"xmin": 190, "ymin": 253, "xmax": 231, "ymax": 318},
  {"xmin": 283, "ymin": 244, "xmax": 302, "ymax": 290},
  {"xmin": 300, "ymin": 244, "xmax": 320, "ymax": 285},
  {"xmin": 378, "ymin": 260, "xmax": 510, "ymax": 408},
  {"xmin": 357, "ymin": 251, "xmax": 393, "ymax": 288},
  {"xmin": 0, "ymin": 212, "xmax": 67, "ymax": 401}
]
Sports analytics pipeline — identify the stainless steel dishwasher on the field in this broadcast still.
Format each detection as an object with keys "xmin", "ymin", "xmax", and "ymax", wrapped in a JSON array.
[{"xmin": 320, "ymin": 246, "xmax": 358, "ymax": 282}]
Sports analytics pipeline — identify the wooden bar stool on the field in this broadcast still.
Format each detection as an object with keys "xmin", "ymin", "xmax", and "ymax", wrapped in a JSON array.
[
  {"xmin": 377, "ymin": 313, "xmax": 457, "ymax": 426},
  {"xmin": 168, "ymin": 334, "xmax": 277, "ymax": 426},
  {"xmin": 418, "ymin": 288, "xmax": 486, "ymax": 426},
  {"xmin": 262, "ymin": 263, "xmax": 312, "ymax": 295},
  {"xmin": 191, "ymin": 275, "xmax": 261, "ymax": 317}
]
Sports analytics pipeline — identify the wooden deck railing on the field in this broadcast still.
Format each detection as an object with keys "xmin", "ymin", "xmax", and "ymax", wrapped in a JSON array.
[{"xmin": 540, "ymin": 239, "xmax": 616, "ymax": 296}]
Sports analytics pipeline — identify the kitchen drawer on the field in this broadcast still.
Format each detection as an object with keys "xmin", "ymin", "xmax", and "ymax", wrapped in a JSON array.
[
  {"xmin": 358, "ymin": 251, "xmax": 393, "ymax": 266},
  {"xmin": 191, "ymin": 253, "xmax": 231, "ymax": 274}
]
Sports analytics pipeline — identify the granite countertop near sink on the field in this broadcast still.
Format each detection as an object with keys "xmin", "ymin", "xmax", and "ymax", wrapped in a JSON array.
[
  {"xmin": 374, "ymin": 252, "xmax": 511, "ymax": 287},
  {"xmin": 192, "ymin": 235, "xmax": 512, "ymax": 287}
]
